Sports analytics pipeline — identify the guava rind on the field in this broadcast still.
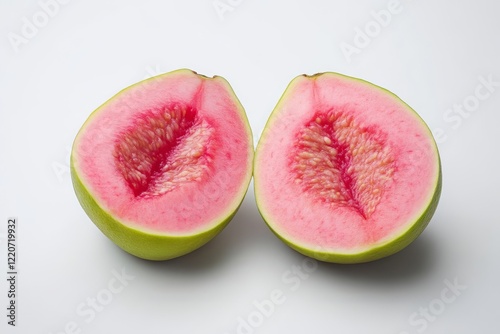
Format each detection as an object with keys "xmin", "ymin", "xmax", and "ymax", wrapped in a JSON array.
[
  {"xmin": 254, "ymin": 72, "xmax": 442, "ymax": 264},
  {"xmin": 71, "ymin": 165, "xmax": 243, "ymax": 260},
  {"xmin": 258, "ymin": 165, "xmax": 441, "ymax": 264}
]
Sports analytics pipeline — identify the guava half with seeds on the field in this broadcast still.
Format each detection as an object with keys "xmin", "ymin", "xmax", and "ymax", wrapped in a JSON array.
[
  {"xmin": 254, "ymin": 72, "xmax": 441, "ymax": 264},
  {"xmin": 71, "ymin": 69, "xmax": 253, "ymax": 260}
]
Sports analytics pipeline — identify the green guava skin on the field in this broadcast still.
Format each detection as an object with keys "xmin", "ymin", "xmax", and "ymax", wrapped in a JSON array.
[
  {"xmin": 71, "ymin": 69, "xmax": 253, "ymax": 261},
  {"xmin": 254, "ymin": 72, "xmax": 442, "ymax": 264},
  {"xmin": 71, "ymin": 167, "xmax": 244, "ymax": 261},
  {"xmin": 261, "ymin": 168, "xmax": 441, "ymax": 264}
]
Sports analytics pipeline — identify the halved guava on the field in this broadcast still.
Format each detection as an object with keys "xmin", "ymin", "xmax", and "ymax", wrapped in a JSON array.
[
  {"xmin": 254, "ymin": 72, "xmax": 441, "ymax": 263},
  {"xmin": 71, "ymin": 69, "xmax": 253, "ymax": 260}
]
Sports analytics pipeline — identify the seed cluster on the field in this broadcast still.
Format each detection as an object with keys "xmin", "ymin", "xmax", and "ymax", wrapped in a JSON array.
[
  {"xmin": 114, "ymin": 104, "xmax": 213, "ymax": 198},
  {"xmin": 292, "ymin": 111, "xmax": 395, "ymax": 218}
]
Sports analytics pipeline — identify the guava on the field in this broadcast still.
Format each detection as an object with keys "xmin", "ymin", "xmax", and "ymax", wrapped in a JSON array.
[
  {"xmin": 71, "ymin": 69, "xmax": 253, "ymax": 260},
  {"xmin": 254, "ymin": 72, "xmax": 441, "ymax": 263}
]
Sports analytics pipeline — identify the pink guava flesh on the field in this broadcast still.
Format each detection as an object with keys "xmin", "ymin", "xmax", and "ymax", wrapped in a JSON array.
[
  {"xmin": 73, "ymin": 70, "xmax": 252, "ymax": 235},
  {"xmin": 255, "ymin": 73, "xmax": 441, "ymax": 256}
]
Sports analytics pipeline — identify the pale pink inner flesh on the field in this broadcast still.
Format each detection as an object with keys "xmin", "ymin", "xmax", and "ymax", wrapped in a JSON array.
[
  {"xmin": 256, "ymin": 74, "xmax": 439, "ymax": 251},
  {"xmin": 75, "ymin": 72, "xmax": 251, "ymax": 234}
]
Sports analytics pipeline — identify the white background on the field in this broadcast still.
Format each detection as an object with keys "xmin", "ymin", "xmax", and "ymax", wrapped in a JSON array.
[{"xmin": 1, "ymin": 1, "xmax": 499, "ymax": 333}]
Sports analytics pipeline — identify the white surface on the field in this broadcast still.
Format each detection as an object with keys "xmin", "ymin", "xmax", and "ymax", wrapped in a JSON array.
[{"xmin": 1, "ymin": 1, "xmax": 499, "ymax": 333}]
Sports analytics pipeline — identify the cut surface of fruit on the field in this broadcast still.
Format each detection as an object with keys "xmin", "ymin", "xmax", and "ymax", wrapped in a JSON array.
[
  {"xmin": 254, "ymin": 72, "xmax": 441, "ymax": 263},
  {"xmin": 71, "ymin": 69, "xmax": 253, "ymax": 260}
]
